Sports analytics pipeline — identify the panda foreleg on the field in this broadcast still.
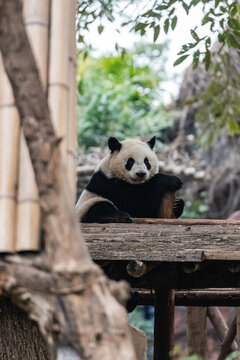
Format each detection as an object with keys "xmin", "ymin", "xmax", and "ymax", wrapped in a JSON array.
[
  {"xmin": 173, "ymin": 198, "xmax": 184, "ymax": 218},
  {"xmin": 82, "ymin": 201, "xmax": 132, "ymax": 223}
]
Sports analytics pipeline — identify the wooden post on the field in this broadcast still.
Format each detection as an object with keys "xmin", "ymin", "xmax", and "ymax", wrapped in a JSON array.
[
  {"xmin": 157, "ymin": 191, "xmax": 176, "ymax": 219},
  {"xmin": 187, "ymin": 307, "xmax": 207, "ymax": 357},
  {"xmin": 237, "ymin": 308, "xmax": 240, "ymax": 360},
  {"xmin": 154, "ymin": 288, "xmax": 174, "ymax": 360}
]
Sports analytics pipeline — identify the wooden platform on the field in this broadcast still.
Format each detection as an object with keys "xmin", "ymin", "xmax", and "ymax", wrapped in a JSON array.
[
  {"xmin": 82, "ymin": 219, "xmax": 240, "ymax": 360},
  {"xmin": 82, "ymin": 219, "xmax": 240, "ymax": 289}
]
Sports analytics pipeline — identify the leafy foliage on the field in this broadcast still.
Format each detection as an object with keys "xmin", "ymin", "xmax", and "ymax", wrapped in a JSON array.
[
  {"xmin": 132, "ymin": 0, "xmax": 240, "ymax": 71},
  {"xmin": 186, "ymin": 49, "xmax": 240, "ymax": 146},
  {"xmin": 77, "ymin": 43, "xmax": 175, "ymax": 148},
  {"xmin": 76, "ymin": 0, "xmax": 240, "ymax": 141}
]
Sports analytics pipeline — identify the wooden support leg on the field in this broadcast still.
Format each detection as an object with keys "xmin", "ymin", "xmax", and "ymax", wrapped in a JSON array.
[
  {"xmin": 187, "ymin": 307, "xmax": 207, "ymax": 358},
  {"xmin": 154, "ymin": 288, "xmax": 174, "ymax": 360},
  {"xmin": 237, "ymin": 308, "xmax": 240, "ymax": 360},
  {"xmin": 217, "ymin": 316, "xmax": 237, "ymax": 360}
]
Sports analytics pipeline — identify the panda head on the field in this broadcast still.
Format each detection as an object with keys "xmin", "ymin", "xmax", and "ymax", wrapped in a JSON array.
[{"xmin": 101, "ymin": 136, "xmax": 158, "ymax": 184}]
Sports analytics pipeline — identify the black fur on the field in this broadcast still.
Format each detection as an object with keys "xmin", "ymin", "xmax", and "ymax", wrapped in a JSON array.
[
  {"xmin": 108, "ymin": 137, "xmax": 122, "ymax": 153},
  {"xmin": 144, "ymin": 157, "xmax": 151, "ymax": 170},
  {"xmin": 83, "ymin": 170, "xmax": 183, "ymax": 221},
  {"xmin": 82, "ymin": 201, "xmax": 132, "ymax": 223},
  {"xmin": 125, "ymin": 157, "xmax": 134, "ymax": 171},
  {"xmin": 147, "ymin": 136, "xmax": 156, "ymax": 149}
]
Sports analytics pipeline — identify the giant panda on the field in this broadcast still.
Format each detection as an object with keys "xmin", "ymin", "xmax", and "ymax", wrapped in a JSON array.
[{"xmin": 76, "ymin": 136, "xmax": 184, "ymax": 222}]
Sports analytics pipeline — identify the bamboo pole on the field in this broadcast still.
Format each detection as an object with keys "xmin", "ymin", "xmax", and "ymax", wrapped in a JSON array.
[
  {"xmin": 16, "ymin": 0, "xmax": 50, "ymax": 251},
  {"xmin": 48, "ymin": 0, "xmax": 70, "ymax": 164},
  {"xmin": 0, "ymin": 55, "xmax": 20, "ymax": 252},
  {"xmin": 67, "ymin": 0, "xmax": 78, "ymax": 203}
]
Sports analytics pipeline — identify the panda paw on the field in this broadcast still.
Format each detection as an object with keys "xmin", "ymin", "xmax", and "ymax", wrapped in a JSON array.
[
  {"xmin": 169, "ymin": 176, "xmax": 183, "ymax": 191},
  {"xmin": 173, "ymin": 198, "xmax": 184, "ymax": 218}
]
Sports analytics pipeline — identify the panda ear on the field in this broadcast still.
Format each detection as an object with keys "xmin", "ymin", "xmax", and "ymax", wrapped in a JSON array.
[
  {"xmin": 108, "ymin": 137, "xmax": 122, "ymax": 153},
  {"xmin": 147, "ymin": 136, "xmax": 156, "ymax": 150}
]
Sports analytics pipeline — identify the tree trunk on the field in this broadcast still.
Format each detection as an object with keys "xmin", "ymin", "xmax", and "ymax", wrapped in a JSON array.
[
  {"xmin": 0, "ymin": 1, "xmax": 136, "ymax": 359},
  {"xmin": 0, "ymin": 297, "xmax": 49, "ymax": 360}
]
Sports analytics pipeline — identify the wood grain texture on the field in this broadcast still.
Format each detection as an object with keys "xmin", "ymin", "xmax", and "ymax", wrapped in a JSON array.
[
  {"xmin": 82, "ymin": 222, "xmax": 240, "ymax": 262},
  {"xmin": 187, "ymin": 307, "xmax": 207, "ymax": 357},
  {"xmin": 157, "ymin": 191, "xmax": 176, "ymax": 219}
]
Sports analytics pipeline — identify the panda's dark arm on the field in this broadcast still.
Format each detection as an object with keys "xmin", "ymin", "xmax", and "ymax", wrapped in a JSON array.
[
  {"xmin": 86, "ymin": 171, "xmax": 110, "ymax": 197},
  {"xmin": 82, "ymin": 201, "xmax": 132, "ymax": 223},
  {"xmin": 152, "ymin": 172, "xmax": 183, "ymax": 192}
]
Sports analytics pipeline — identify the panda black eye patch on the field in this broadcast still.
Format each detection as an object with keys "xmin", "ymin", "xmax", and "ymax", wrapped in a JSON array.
[
  {"xmin": 125, "ymin": 157, "xmax": 135, "ymax": 170},
  {"xmin": 144, "ymin": 157, "xmax": 151, "ymax": 170}
]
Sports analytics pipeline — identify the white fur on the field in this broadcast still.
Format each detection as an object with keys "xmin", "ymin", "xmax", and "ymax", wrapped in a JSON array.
[
  {"xmin": 76, "ymin": 189, "xmax": 115, "ymax": 220},
  {"xmin": 98, "ymin": 138, "xmax": 158, "ymax": 184}
]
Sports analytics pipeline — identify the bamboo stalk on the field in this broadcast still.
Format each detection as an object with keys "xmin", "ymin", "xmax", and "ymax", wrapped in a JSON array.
[
  {"xmin": 0, "ymin": 55, "xmax": 20, "ymax": 252},
  {"xmin": 23, "ymin": 0, "xmax": 49, "ymax": 88},
  {"xmin": 16, "ymin": 0, "xmax": 50, "ymax": 251},
  {"xmin": 16, "ymin": 133, "xmax": 40, "ymax": 251},
  {"xmin": 67, "ymin": 0, "xmax": 78, "ymax": 202},
  {"xmin": 48, "ymin": 0, "xmax": 70, "ymax": 164}
]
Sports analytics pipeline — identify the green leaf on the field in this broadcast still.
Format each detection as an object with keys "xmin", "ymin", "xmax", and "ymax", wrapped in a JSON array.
[
  {"xmin": 228, "ymin": 116, "xmax": 240, "ymax": 136},
  {"xmin": 171, "ymin": 15, "xmax": 177, "ymax": 30},
  {"xmin": 98, "ymin": 24, "xmax": 104, "ymax": 34},
  {"xmin": 205, "ymin": 37, "xmax": 211, "ymax": 48},
  {"xmin": 228, "ymin": 18, "xmax": 240, "ymax": 31},
  {"xmin": 173, "ymin": 54, "xmax": 189, "ymax": 66},
  {"xmin": 153, "ymin": 24, "xmax": 160, "ymax": 42},
  {"xmin": 135, "ymin": 22, "xmax": 147, "ymax": 32},
  {"xmin": 191, "ymin": 29, "xmax": 199, "ymax": 41},
  {"xmin": 169, "ymin": 8, "xmax": 175, "ymax": 16},
  {"xmin": 215, "ymin": 0, "xmax": 221, "ymax": 7},
  {"xmin": 182, "ymin": 2, "xmax": 189, "ymax": 14},
  {"xmin": 192, "ymin": 50, "xmax": 200, "ymax": 68},
  {"xmin": 190, "ymin": 0, "xmax": 201, "ymax": 7},
  {"xmin": 156, "ymin": 5, "xmax": 168, "ymax": 10},
  {"xmin": 203, "ymin": 49, "xmax": 211, "ymax": 70},
  {"xmin": 227, "ymin": 32, "xmax": 240, "ymax": 48},
  {"xmin": 164, "ymin": 18, "xmax": 170, "ymax": 34},
  {"xmin": 220, "ymin": 18, "xmax": 225, "ymax": 29}
]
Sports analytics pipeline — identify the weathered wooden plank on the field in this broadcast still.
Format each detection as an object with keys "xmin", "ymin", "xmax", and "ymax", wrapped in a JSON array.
[
  {"xmin": 82, "ymin": 222, "xmax": 240, "ymax": 262},
  {"xmin": 187, "ymin": 307, "xmax": 207, "ymax": 357}
]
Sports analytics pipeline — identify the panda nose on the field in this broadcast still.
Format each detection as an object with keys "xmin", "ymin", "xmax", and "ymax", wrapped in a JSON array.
[{"xmin": 136, "ymin": 172, "xmax": 146, "ymax": 178}]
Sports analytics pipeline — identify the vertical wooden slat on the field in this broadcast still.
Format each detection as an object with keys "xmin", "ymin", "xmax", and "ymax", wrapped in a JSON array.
[
  {"xmin": 158, "ymin": 192, "xmax": 176, "ymax": 218},
  {"xmin": 67, "ymin": 0, "xmax": 78, "ymax": 202},
  {"xmin": 154, "ymin": 288, "xmax": 174, "ymax": 360},
  {"xmin": 16, "ymin": 0, "xmax": 50, "ymax": 251},
  {"xmin": 236, "ymin": 308, "xmax": 240, "ymax": 359},
  {"xmin": 187, "ymin": 307, "xmax": 207, "ymax": 357},
  {"xmin": 48, "ymin": 0, "xmax": 70, "ymax": 164},
  {"xmin": 0, "ymin": 55, "xmax": 20, "ymax": 252}
]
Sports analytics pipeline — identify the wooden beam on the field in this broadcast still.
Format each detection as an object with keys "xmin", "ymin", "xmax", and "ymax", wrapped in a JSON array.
[{"xmin": 136, "ymin": 289, "xmax": 240, "ymax": 307}]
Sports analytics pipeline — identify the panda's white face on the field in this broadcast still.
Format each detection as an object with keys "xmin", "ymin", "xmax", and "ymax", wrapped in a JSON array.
[{"xmin": 100, "ymin": 137, "xmax": 159, "ymax": 184}]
